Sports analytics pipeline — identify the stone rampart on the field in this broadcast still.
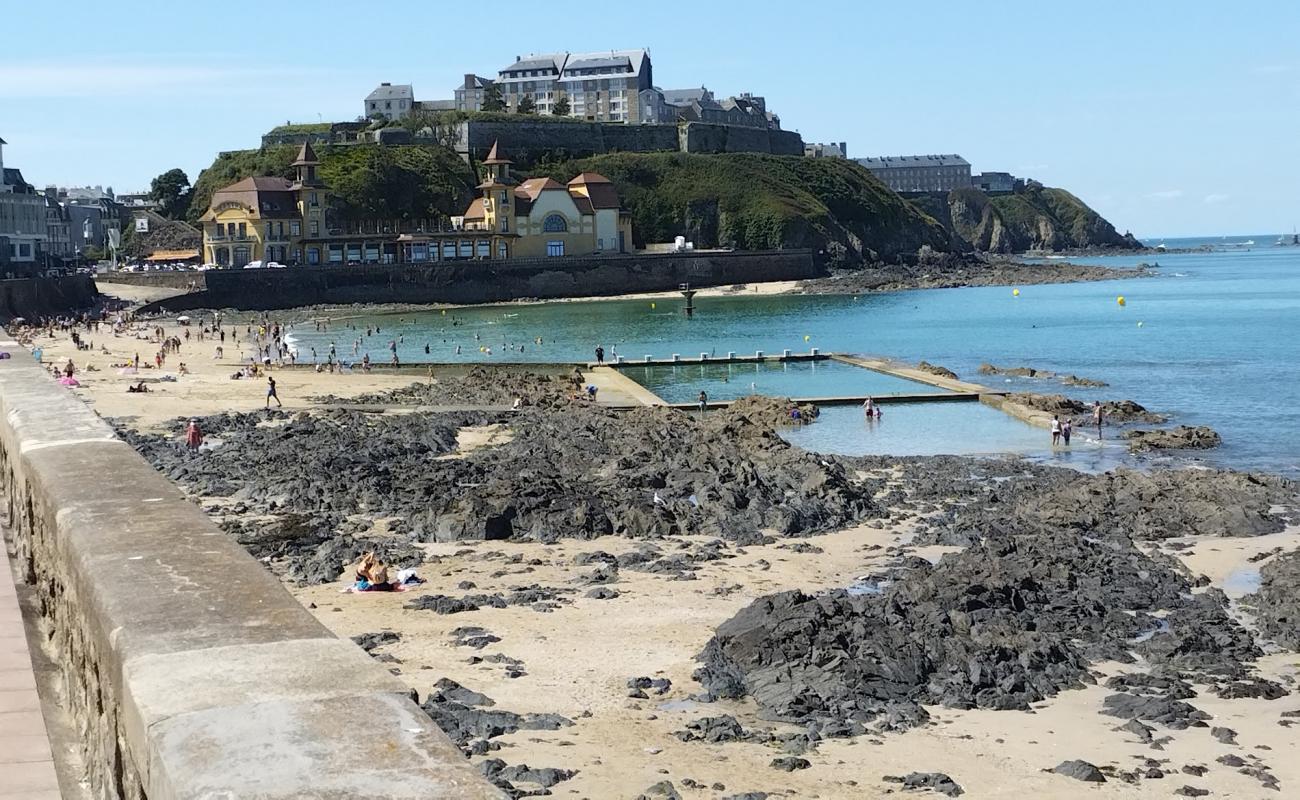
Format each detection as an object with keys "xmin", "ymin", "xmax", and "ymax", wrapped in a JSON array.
[
  {"xmin": 456, "ymin": 120, "xmax": 804, "ymax": 163},
  {"xmin": 138, "ymin": 250, "xmax": 821, "ymax": 312},
  {"xmin": 97, "ymin": 271, "xmax": 207, "ymax": 291},
  {"xmin": 0, "ymin": 336, "xmax": 502, "ymax": 798},
  {"xmin": 0, "ymin": 275, "xmax": 98, "ymax": 322}
]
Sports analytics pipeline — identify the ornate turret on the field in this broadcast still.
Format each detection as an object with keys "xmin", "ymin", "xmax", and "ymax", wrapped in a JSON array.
[
  {"xmin": 478, "ymin": 140, "xmax": 514, "ymax": 187},
  {"xmin": 291, "ymin": 141, "xmax": 322, "ymax": 188}
]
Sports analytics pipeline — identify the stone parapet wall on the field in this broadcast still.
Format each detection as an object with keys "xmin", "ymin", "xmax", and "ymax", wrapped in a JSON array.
[
  {"xmin": 457, "ymin": 120, "xmax": 804, "ymax": 163},
  {"xmin": 0, "ymin": 336, "xmax": 502, "ymax": 799},
  {"xmin": 138, "ymin": 250, "xmax": 821, "ymax": 312},
  {"xmin": 96, "ymin": 271, "xmax": 207, "ymax": 290},
  {"xmin": 0, "ymin": 275, "xmax": 98, "ymax": 322}
]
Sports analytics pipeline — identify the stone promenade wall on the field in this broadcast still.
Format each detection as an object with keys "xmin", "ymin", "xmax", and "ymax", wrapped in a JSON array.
[
  {"xmin": 0, "ymin": 335, "xmax": 502, "ymax": 798},
  {"xmin": 0, "ymin": 275, "xmax": 98, "ymax": 322},
  {"xmin": 136, "ymin": 250, "xmax": 821, "ymax": 312},
  {"xmin": 96, "ymin": 271, "xmax": 206, "ymax": 291}
]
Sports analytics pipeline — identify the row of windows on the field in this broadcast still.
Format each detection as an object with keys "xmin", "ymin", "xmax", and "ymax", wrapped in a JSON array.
[{"xmin": 215, "ymin": 219, "xmax": 318, "ymax": 239}]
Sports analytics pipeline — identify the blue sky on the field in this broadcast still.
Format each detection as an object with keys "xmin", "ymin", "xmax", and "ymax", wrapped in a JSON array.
[{"xmin": 2, "ymin": 0, "xmax": 1297, "ymax": 238}]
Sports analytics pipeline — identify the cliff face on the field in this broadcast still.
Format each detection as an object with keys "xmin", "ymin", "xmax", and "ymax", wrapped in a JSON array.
[
  {"xmin": 909, "ymin": 184, "xmax": 1141, "ymax": 253},
  {"xmin": 543, "ymin": 152, "xmax": 961, "ymax": 263}
]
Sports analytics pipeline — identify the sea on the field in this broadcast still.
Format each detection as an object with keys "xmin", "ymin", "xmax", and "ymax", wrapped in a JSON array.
[{"xmin": 285, "ymin": 235, "xmax": 1300, "ymax": 476}]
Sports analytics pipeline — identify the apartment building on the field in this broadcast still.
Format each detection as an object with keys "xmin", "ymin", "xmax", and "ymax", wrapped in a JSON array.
[
  {"xmin": 455, "ymin": 74, "xmax": 496, "ymax": 112},
  {"xmin": 497, "ymin": 49, "xmax": 654, "ymax": 122},
  {"xmin": 855, "ymin": 154, "xmax": 971, "ymax": 193},
  {"xmin": 0, "ymin": 137, "xmax": 49, "ymax": 274}
]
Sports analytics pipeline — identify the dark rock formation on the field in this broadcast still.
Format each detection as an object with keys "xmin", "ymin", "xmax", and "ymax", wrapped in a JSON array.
[
  {"xmin": 1124, "ymin": 426, "xmax": 1222, "ymax": 452},
  {"xmin": 916, "ymin": 361, "xmax": 958, "ymax": 380},
  {"xmin": 1248, "ymin": 550, "xmax": 1300, "ymax": 649},
  {"xmin": 1052, "ymin": 760, "xmax": 1106, "ymax": 782},
  {"xmin": 883, "ymin": 772, "xmax": 964, "ymax": 796}
]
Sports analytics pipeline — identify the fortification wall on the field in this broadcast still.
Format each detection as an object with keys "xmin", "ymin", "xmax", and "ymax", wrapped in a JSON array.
[
  {"xmin": 0, "ymin": 275, "xmax": 98, "ymax": 322},
  {"xmin": 139, "ymin": 250, "xmax": 821, "ymax": 311},
  {"xmin": 97, "ymin": 271, "xmax": 206, "ymax": 290},
  {"xmin": 0, "ymin": 336, "xmax": 502, "ymax": 799},
  {"xmin": 456, "ymin": 120, "xmax": 804, "ymax": 163}
]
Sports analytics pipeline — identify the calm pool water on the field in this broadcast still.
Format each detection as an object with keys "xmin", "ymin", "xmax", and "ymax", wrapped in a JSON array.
[
  {"xmin": 620, "ymin": 359, "xmax": 936, "ymax": 404},
  {"xmin": 285, "ymin": 237, "xmax": 1300, "ymax": 475}
]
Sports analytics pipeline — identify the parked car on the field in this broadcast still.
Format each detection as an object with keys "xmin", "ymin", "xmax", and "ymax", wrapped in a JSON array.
[{"xmin": 242, "ymin": 260, "xmax": 265, "ymax": 270}]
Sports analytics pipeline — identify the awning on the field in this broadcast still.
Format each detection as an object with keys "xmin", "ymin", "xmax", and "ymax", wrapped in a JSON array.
[{"xmin": 145, "ymin": 249, "xmax": 201, "ymax": 262}]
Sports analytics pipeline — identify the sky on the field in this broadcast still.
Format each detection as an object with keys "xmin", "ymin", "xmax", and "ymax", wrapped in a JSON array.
[{"xmin": 2, "ymin": 0, "xmax": 1297, "ymax": 238}]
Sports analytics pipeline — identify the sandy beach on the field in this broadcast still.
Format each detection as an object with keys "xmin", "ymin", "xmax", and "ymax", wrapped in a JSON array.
[{"xmin": 22, "ymin": 289, "xmax": 1300, "ymax": 800}]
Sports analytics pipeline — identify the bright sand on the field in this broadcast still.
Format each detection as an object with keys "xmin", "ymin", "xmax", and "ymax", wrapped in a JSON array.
[{"xmin": 30, "ymin": 292, "xmax": 1300, "ymax": 798}]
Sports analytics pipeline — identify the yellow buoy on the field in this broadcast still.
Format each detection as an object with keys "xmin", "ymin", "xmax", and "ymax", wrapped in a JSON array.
[
  {"xmin": 1117, "ymin": 296, "xmax": 1126, "ymax": 306},
  {"xmin": 804, "ymin": 335, "xmax": 811, "ymax": 342},
  {"xmin": 1012, "ymin": 288, "xmax": 1020, "ymax": 297},
  {"xmin": 441, "ymin": 309, "xmax": 446, "ymax": 315},
  {"xmin": 650, "ymin": 302, "xmax": 656, "ymax": 309},
  {"xmin": 1137, "ymin": 321, "xmax": 1144, "ymax": 327}
]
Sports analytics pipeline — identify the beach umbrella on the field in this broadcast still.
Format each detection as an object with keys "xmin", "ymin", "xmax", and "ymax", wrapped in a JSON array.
[
  {"xmin": 58, "ymin": 376, "xmax": 80, "ymax": 387},
  {"xmin": 176, "ymin": 315, "xmax": 191, "ymax": 323}
]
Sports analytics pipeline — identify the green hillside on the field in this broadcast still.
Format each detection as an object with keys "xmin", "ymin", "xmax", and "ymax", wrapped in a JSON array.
[
  {"xmin": 190, "ymin": 144, "xmax": 961, "ymax": 262},
  {"xmin": 187, "ymin": 144, "xmax": 478, "ymax": 225},
  {"xmin": 540, "ymin": 152, "xmax": 958, "ymax": 261}
]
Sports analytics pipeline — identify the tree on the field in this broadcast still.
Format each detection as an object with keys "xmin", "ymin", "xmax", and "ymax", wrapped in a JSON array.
[
  {"xmin": 516, "ymin": 95, "xmax": 537, "ymax": 115},
  {"xmin": 150, "ymin": 168, "xmax": 192, "ymax": 219},
  {"xmin": 552, "ymin": 95, "xmax": 571, "ymax": 116},
  {"xmin": 481, "ymin": 85, "xmax": 505, "ymax": 112}
]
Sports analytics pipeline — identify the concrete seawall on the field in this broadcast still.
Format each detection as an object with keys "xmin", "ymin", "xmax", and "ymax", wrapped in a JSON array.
[
  {"xmin": 0, "ymin": 335, "xmax": 502, "ymax": 798},
  {"xmin": 108, "ymin": 250, "xmax": 820, "ymax": 312},
  {"xmin": 0, "ymin": 275, "xmax": 98, "ymax": 322}
]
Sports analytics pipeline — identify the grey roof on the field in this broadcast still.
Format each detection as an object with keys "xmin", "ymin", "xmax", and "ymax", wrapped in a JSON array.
[
  {"xmin": 365, "ymin": 83, "xmax": 413, "ymax": 102},
  {"xmin": 564, "ymin": 55, "xmax": 631, "ymax": 72},
  {"xmin": 856, "ymin": 154, "xmax": 970, "ymax": 168},
  {"xmin": 503, "ymin": 56, "xmax": 563, "ymax": 74},
  {"xmin": 0, "ymin": 136, "xmax": 6, "ymax": 145},
  {"xmin": 660, "ymin": 87, "xmax": 709, "ymax": 106}
]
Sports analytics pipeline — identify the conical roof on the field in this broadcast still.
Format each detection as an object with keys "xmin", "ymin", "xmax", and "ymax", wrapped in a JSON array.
[
  {"xmin": 483, "ymin": 141, "xmax": 512, "ymax": 165},
  {"xmin": 291, "ymin": 141, "xmax": 320, "ymax": 166}
]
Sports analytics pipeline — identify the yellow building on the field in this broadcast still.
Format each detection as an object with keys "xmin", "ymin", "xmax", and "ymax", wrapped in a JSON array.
[
  {"xmin": 201, "ymin": 142, "xmax": 328, "ymax": 267},
  {"xmin": 460, "ymin": 142, "xmax": 633, "ymax": 258}
]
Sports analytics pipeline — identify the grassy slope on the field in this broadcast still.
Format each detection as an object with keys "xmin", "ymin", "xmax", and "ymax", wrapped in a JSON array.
[
  {"xmin": 540, "ymin": 152, "xmax": 956, "ymax": 259},
  {"xmin": 189, "ymin": 145, "xmax": 958, "ymax": 260},
  {"xmin": 187, "ymin": 144, "xmax": 478, "ymax": 224}
]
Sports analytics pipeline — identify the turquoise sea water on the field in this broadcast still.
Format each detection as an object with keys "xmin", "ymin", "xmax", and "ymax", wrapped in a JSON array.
[{"xmin": 286, "ymin": 237, "xmax": 1300, "ymax": 475}]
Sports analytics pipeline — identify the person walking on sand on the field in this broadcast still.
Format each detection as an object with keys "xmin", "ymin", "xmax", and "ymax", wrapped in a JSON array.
[
  {"xmin": 266, "ymin": 376, "xmax": 282, "ymax": 408},
  {"xmin": 185, "ymin": 419, "xmax": 203, "ymax": 452},
  {"xmin": 1092, "ymin": 401, "xmax": 1103, "ymax": 439},
  {"xmin": 595, "ymin": 345, "xmax": 605, "ymax": 365},
  {"xmin": 698, "ymin": 390, "xmax": 708, "ymax": 416},
  {"xmin": 1062, "ymin": 418, "xmax": 1072, "ymax": 446},
  {"xmin": 1051, "ymin": 414, "xmax": 1062, "ymax": 446}
]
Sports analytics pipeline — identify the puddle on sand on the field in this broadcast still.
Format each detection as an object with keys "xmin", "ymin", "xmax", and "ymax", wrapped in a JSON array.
[
  {"xmin": 1131, "ymin": 618, "xmax": 1172, "ymax": 644},
  {"xmin": 846, "ymin": 577, "xmax": 893, "ymax": 596},
  {"xmin": 658, "ymin": 699, "xmax": 708, "ymax": 713},
  {"xmin": 1223, "ymin": 567, "xmax": 1262, "ymax": 598}
]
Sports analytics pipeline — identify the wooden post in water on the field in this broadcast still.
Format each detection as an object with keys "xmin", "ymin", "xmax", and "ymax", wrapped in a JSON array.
[{"xmin": 680, "ymin": 283, "xmax": 697, "ymax": 317}]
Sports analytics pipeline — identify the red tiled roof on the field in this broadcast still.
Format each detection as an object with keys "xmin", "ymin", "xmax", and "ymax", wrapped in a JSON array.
[
  {"xmin": 462, "ymin": 197, "xmax": 486, "ymax": 220},
  {"xmin": 516, "ymin": 177, "xmax": 566, "ymax": 199}
]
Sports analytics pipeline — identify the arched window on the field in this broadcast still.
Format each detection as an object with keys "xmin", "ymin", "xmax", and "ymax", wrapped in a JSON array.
[{"xmin": 542, "ymin": 214, "xmax": 568, "ymax": 233}]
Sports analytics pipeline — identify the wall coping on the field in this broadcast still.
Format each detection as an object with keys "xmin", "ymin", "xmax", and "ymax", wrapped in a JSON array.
[{"xmin": 0, "ymin": 336, "xmax": 503, "ymax": 799}]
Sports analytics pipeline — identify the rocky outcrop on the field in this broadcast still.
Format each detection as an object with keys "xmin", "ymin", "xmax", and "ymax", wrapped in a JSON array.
[
  {"xmin": 1124, "ymin": 426, "xmax": 1222, "ymax": 452},
  {"xmin": 1248, "ymin": 551, "xmax": 1300, "ymax": 649},
  {"xmin": 916, "ymin": 361, "xmax": 958, "ymax": 380},
  {"xmin": 1003, "ymin": 393, "xmax": 1165, "ymax": 426},
  {"xmin": 908, "ymin": 185, "xmax": 1142, "ymax": 253},
  {"xmin": 979, "ymin": 363, "xmax": 1108, "ymax": 387},
  {"xmin": 693, "ymin": 460, "xmax": 1296, "ymax": 732},
  {"xmin": 725, "ymin": 395, "xmax": 821, "ymax": 426},
  {"xmin": 796, "ymin": 258, "xmax": 1142, "ymax": 295}
]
